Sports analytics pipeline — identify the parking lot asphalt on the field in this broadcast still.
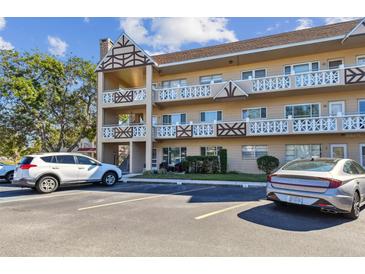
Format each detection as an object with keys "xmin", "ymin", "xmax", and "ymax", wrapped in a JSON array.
[{"xmin": 0, "ymin": 182, "xmax": 364, "ymax": 256}]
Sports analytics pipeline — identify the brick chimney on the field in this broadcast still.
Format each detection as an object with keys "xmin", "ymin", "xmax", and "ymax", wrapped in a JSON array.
[{"xmin": 99, "ymin": 38, "xmax": 114, "ymax": 60}]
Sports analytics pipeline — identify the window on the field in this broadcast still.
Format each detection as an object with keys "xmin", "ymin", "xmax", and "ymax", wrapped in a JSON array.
[
  {"xmin": 162, "ymin": 113, "xmax": 186, "ymax": 125},
  {"xmin": 329, "ymin": 101, "xmax": 345, "ymax": 116},
  {"xmin": 200, "ymin": 74, "xmax": 223, "ymax": 85},
  {"xmin": 285, "ymin": 103, "xmax": 320, "ymax": 118},
  {"xmin": 352, "ymin": 161, "xmax": 365, "ymax": 174},
  {"xmin": 285, "ymin": 144, "xmax": 321, "ymax": 161},
  {"xmin": 360, "ymin": 144, "xmax": 365, "ymax": 167},
  {"xmin": 162, "ymin": 147, "xmax": 187, "ymax": 166},
  {"xmin": 284, "ymin": 62, "xmax": 319, "ymax": 75},
  {"xmin": 343, "ymin": 161, "xmax": 359, "ymax": 175},
  {"xmin": 242, "ymin": 145, "xmax": 268, "ymax": 160},
  {"xmin": 201, "ymin": 146, "xmax": 222, "ymax": 156},
  {"xmin": 283, "ymin": 160, "xmax": 337, "ymax": 172},
  {"xmin": 162, "ymin": 79, "xmax": 187, "ymax": 88},
  {"xmin": 242, "ymin": 69, "xmax": 266, "ymax": 80},
  {"xmin": 19, "ymin": 157, "xmax": 34, "ymax": 165},
  {"xmin": 41, "ymin": 156, "xmax": 56, "ymax": 163},
  {"xmin": 55, "ymin": 155, "xmax": 76, "ymax": 164},
  {"xmin": 328, "ymin": 59, "xmax": 343, "ymax": 69},
  {"xmin": 77, "ymin": 156, "xmax": 97, "ymax": 165},
  {"xmin": 242, "ymin": 108, "xmax": 267, "ymax": 120},
  {"xmin": 357, "ymin": 56, "xmax": 365, "ymax": 66},
  {"xmin": 359, "ymin": 100, "xmax": 365, "ymax": 114},
  {"xmin": 200, "ymin": 111, "xmax": 222, "ymax": 123}
]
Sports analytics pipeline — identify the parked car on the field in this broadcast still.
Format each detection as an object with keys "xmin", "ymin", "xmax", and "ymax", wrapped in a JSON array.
[
  {"xmin": 0, "ymin": 162, "xmax": 16, "ymax": 183},
  {"xmin": 12, "ymin": 153, "xmax": 122, "ymax": 194},
  {"xmin": 267, "ymin": 158, "xmax": 365, "ymax": 219}
]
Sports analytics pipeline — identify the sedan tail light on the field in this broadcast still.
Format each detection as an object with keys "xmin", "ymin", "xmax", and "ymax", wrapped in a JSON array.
[
  {"xmin": 20, "ymin": 164, "xmax": 37, "ymax": 170},
  {"xmin": 327, "ymin": 178, "xmax": 343, "ymax": 188},
  {"xmin": 267, "ymin": 174, "xmax": 274, "ymax": 182}
]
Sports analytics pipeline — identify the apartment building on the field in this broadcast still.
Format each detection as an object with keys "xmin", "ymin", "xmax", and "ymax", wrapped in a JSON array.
[{"xmin": 96, "ymin": 19, "xmax": 365, "ymax": 174}]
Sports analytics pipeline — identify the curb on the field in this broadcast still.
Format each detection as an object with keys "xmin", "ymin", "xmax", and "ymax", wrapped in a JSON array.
[{"xmin": 122, "ymin": 178, "xmax": 267, "ymax": 188}]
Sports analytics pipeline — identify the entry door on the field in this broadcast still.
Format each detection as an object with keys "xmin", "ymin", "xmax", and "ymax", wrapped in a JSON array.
[
  {"xmin": 330, "ymin": 144, "xmax": 348, "ymax": 158},
  {"xmin": 329, "ymin": 101, "xmax": 345, "ymax": 116}
]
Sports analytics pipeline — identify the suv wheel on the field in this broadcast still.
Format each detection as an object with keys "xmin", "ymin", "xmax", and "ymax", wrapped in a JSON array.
[
  {"xmin": 36, "ymin": 176, "xmax": 59, "ymax": 194},
  {"xmin": 5, "ymin": 171, "xmax": 14, "ymax": 183},
  {"xmin": 346, "ymin": 192, "xmax": 361, "ymax": 220},
  {"xmin": 102, "ymin": 171, "xmax": 117, "ymax": 186}
]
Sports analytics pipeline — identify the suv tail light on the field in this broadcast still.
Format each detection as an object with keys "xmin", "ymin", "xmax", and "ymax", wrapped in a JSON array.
[{"xmin": 20, "ymin": 164, "xmax": 37, "ymax": 170}]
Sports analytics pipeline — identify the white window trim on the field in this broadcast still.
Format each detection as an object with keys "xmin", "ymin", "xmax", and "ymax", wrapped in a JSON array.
[
  {"xmin": 199, "ymin": 74, "xmax": 223, "ymax": 84},
  {"xmin": 163, "ymin": 147, "xmax": 186, "ymax": 166},
  {"xmin": 328, "ymin": 101, "xmax": 345, "ymax": 116},
  {"xmin": 161, "ymin": 112, "xmax": 187, "ymax": 125},
  {"xmin": 285, "ymin": 144, "xmax": 322, "ymax": 161},
  {"xmin": 356, "ymin": 55, "xmax": 365, "ymax": 65},
  {"xmin": 161, "ymin": 78, "xmax": 187, "ymax": 88},
  {"xmin": 201, "ymin": 146, "xmax": 222, "ymax": 156},
  {"xmin": 241, "ymin": 68, "xmax": 267, "ymax": 80},
  {"xmin": 284, "ymin": 103, "xmax": 321, "ymax": 118},
  {"xmin": 330, "ymin": 144, "xmax": 348, "ymax": 158},
  {"xmin": 242, "ymin": 145, "xmax": 268, "ymax": 160},
  {"xmin": 327, "ymin": 58, "xmax": 344, "ymax": 69},
  {"xmin": 283, "ymin": 61, "xmax": 320, "ymax": 74},
  {"xmin": 358, "ymin": 99, "xmax": 365, "ymax": 113},
  {"xmin": 241, "ymin": 107, "xmax": 267, "ymax": 120},
  {"xmin": 360, "ymin": 144, "xmax": 365, "ymax": 167},
  {"xmin": 200, "ymin": 110, "xmax": 223, "ymax": 123}
]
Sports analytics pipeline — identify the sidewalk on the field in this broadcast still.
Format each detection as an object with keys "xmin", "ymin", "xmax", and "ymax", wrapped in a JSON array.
[{"xmin": 122, "ymin": 175, "xmax": 267, "ymax": 188}]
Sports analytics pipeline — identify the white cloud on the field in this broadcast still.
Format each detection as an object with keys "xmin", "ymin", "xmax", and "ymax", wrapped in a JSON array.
[
  {"xmin": 47, "ymin": 36, "xmax": 68, "ymax": 56},
  {"xmin": 324, "ymin": 17, "xmax": 359, "ymax": 25},
  {"xmin": 119, "ymin": 17, "xmax": 237, "ymax": 53},
  {"xmin": 0, "ymin": 36, "xmax": 14, "ymax": 50},
  {"xmin": 295, "ymin": 18, "xmax": 313, "ymax": 30},
  {"xmin": 83, "ymin": 17, "xmax": 90, "ymax": 23},
  {"xmin": 0, "ymin": 17, "xmax": 6, "ymax": 30}
]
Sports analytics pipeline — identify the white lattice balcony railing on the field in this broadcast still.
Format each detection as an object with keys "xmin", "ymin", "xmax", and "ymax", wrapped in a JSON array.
[
  {"xmin": 295, "ymin": 69, "xmax": 340, "ymax": 88},
  {"xmin": 102, "ymin": 88, "xmax": 146, "ymax": 104},
  {"xmin": 192, "ymin": 123, "xmax": 215, "ymax": 137},
  {"xmin": 102, "ymin": 125, "xmax": 146, "ymax": 139},
  {"xmin": 155, "ymin": 84, "xmax": 212, "ymax": 102},
  {"xmin": 292, "ymin": 117, "xmax": 337, "ymax": 133},
  {"xmin": 342, "ymin": 114, "xmax": 365, "ymax": 131},
  {"xmin": 247, "ymin": 119, "xmax": 289, "ymax": 135},
  {"xmin": 252, "ymin": 76, "xmax": 291, "ymax": 92},
  {"xmin": 155, "ymin": 125, "xmax": 177, "ymax": 138}
]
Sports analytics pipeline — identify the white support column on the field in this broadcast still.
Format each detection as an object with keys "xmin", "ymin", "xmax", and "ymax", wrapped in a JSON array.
[
  {"xmin": 145, "ymin": 65, "xmax": 153, "ymax": 170},
  {"xmin": 96, "ymin": 72, "xmax": 104, "ymax": 161}
]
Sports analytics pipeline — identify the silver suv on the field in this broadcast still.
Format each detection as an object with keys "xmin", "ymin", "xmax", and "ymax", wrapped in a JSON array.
[{"xmin": 13, "ymin": 153, "xmax": 122, "ymax": 193}]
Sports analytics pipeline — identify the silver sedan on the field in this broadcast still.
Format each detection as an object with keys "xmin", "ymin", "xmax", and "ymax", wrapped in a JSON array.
[{"xmin": 267, "ymin": 158, "xmax": 365, "ymax": 219}]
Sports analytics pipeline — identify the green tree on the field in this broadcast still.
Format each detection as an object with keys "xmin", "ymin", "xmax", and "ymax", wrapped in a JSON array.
[{"xmin": 0, "ymin": 50, "xmax": 97, "ymax": 155}]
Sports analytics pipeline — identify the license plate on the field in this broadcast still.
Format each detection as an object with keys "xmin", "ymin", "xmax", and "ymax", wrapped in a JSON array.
[{"xmin": 287, "ymin": 195, "xmax": 303, "ymax": 205}]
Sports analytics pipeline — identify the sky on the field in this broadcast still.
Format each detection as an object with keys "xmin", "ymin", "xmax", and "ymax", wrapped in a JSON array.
[{"xmin": 0, "ymin": 17, "xmax": 360, "ymax": 64}]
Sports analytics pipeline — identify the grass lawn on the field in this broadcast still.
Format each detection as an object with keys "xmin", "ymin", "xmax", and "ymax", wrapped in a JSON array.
[{"xmin": 134, "ymin": 172, "xmax": 267, "ymax": 182}]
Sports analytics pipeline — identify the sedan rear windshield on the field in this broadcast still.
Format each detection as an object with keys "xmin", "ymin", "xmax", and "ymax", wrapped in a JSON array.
[
  {"xmin": 19, "ymin": 157, "xmax": 34, "ymax": 165},
  {"xmin": 283, "ymin": 160, "xmax": 336, "ymax": 172}
]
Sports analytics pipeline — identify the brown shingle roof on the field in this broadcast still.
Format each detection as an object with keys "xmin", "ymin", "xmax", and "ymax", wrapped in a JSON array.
[{"xmin": 152, "ymin": 20, "xmax": 361, "ymax": 65}]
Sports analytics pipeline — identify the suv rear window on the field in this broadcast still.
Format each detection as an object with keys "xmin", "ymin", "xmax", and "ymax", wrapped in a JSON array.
[
  {"xmin": 283, "ymin": 160, "xmax": 336, "ymax": 172},
  {"xmin": 56, "ymin": 155, "xmax": 76, "ymax": 164},
  {"xmin": 19, "ymin": 157, "xmax": 34, "ymax": 165},
  {"xmin": 41, "ymin": 156, "xmax": 56, "ymax": 163}
]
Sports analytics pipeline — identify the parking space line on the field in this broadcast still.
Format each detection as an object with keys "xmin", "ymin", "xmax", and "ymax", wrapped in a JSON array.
[
  {"xmin": 78, "ymin": 186, "xmax": 215, "ymax": 211},
  {"xmin": 194, "ymin": 201, "xmax": 256, "ymax": 220}
]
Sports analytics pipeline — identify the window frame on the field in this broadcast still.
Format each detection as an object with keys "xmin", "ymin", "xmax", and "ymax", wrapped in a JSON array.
[
  {"xmin": 242, "ymin": 145, "xmax": 268, "ymax": 160},
  {"xmin": 328, "ymin": 101, "xmax": 345, "ymax": 116},
  {"xmin": 242, "ymin": 107, "xmax": 267, "ymax": 120},
  {"xmin": 162, "ymin": 113, "xmax": 187, "ymax": 125},
  {"xmin": 358, "ymin": 99, "xmax": 365, "ymax": 114},
  {"xmin": 161, "ymin": 78, "xmax": 188, "ymax": 89},
  {"xmin": 327, "ymin": 58, "xmax": 344, "ymax": 70},
  {"xmin": 285, "ymin": 144, "xmax": 321, "ymax": 162},
  {"xmin": 241, "ymin": 68, "xmax": 267, "ymax": 80},
  {"xmin": 330, "ymin": 144, "xmax": 348, "ymax": 158},
  {"xmin": 162, "ymin": 147, "xmax": 187, "ymax": 166},
  {"xmin": 356, "ymin": 55, "xmax": 365, "ymax": 66},
  {"xmin": 284, "ymin": 103, "xmax": 321, "ymax": 118},
  {"xmin": 200, "ymin": 146, "xmax": 223, "ymax": 156},
  {"xmin": 283, "ymin": 61, "xmax": 320, "ymax": 75},
  {"xmin": 199, "ymin": 74, "xmax": 223, "ymax": 85},
  {"xmin": 360, "ymin": 144, "xmax": 365, "ymax": 167},
  {"xmin": 200, "ymin": 110, "xmax": 223, "ymax": 123}
]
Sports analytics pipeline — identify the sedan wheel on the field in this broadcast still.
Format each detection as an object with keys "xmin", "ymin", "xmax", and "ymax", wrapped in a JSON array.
[
  {"xmin": 36, "ymin": 177, "xmax": 59, "ymax": 194},
  {"xmin": 346, "ymin": 192, "xmax": 361, "ymax": 220},
  {"xmin": 102, "ymin": 172, "xmax": 117, "ymax": 186}
]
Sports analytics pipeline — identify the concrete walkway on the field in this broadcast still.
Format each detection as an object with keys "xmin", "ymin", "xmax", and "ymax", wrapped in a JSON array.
[{"xmin": 122, "ymin": 176, "xmax": 267, "ymax": 188}]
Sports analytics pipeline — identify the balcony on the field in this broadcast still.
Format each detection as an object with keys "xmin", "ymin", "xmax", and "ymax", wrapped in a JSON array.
[
  {"xmin": 154, "ymin": 84, "xmax": 213, "ymax": 102},
  {"xmin": 102, "ymin": 124, "xmax": 146, "ymax": 140},
  {"xmin": 102, "ymin": 88, "xmax": 146, "ymax": 105}
]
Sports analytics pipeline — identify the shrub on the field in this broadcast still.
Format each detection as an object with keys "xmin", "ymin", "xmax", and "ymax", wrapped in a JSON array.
[
  {"xmin": 183, "ymin": 156, "xmax": 220, "ymax": 174},
  {"xmin": 158, "ymin": 168, "xmax": 167, "ymax": 175},
  {"xmin": 257, "ymin": 155, "xmax": 279, "ymax": 175},
  {"xmin": 219, "ymin": 149, "xmax": 227, "ymax": 174}
]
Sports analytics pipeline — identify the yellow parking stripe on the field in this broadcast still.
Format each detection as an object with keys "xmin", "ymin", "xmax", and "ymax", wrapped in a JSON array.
[
  {"xmin": 194, "ymin": 202, "xmax": 256, "ymax": 220},
  {"xmin": 78, "ymin": 186, "xmax": 215, "ymax": 211}
]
